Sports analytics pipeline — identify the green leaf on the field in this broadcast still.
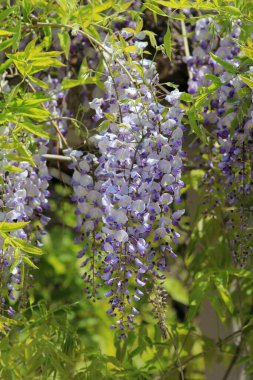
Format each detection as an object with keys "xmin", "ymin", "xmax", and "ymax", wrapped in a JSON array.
[
  {"xmin": 188, "ymin": 109, "xmax": 208, "ymax": 144},
  {"xmin": 12, "ymin": 238, "xmax": 43, "ymax": 255},
  {"xmin": 79, "ymin": 57, "xmax": 89, "ymax": 78},
  {"xmin": 104, "ymin": 112, "xmax": 116, "ymax": 121},
  {"xmin": 12, "ymin": 135, "xmax": 35, "ymax": 166},
  {"xmin": 12, "ymin": 19, "xmax": 21, "ymax": 52},
  {"xmin": 43, "ymin": 25, "xmax": 52, "ymax": 50},
  {"xmin": 241, "ymin": 46, "xmax": 253, "ymax": 59},
  {"xmin": 180, "ymin": 93, "xmax": 193, "ymax": 102},
  {"xmin": 14, "ymin": 122, "xmax": 52, "ymax": 139},
  {"xmin": 144, "ymin": 31, "xmax": 157, "ymax": 48},
  {"xmin": 23, "ymin": 256, "xmax": 39, "ymax": 269},
  {"xmin": 5, "ymin": 154, "xmax": 34, "ymax": 164},
  {"xmin": 9, "ymin": 248, "xmax": 21, "ymax": 273},
  {"xmin": 210, "ymin": 52, "xmax": 238, "ymax": 74},
  {"xmin": 0, "ymin": 38, "xmax": 13, "ymax": 52},
  {"xmin": 0, "ymin": 221, "xmax": 30, "ymax": 232},
  {"xmin": 144, "ymin": 3, "xmax": 168, "ymax": 17},
  {"xmin": 14, "ymin": 97, "xmax": 51, "ymax": 107},
  {"xmin": 155, "ymin": 0, "xmax": 215, "ymax": 10},
  {"xmin": 61, "ymin": 76, "xmax": 101, "ymax": 89},
  {"xmin": 239, "ymin": 75, "xmax": 253, "ymax": 89},
  {"xmin": 7, "ymin": 46, "xmax": 64, "ymax": 76},
  {"xmin": 10, "ymin": 105, "xmax": 50, "ymax": 119},
  {"xmin": 135, "ymin": 17, "xmax": 143, "ymax": 34},
  {"xmin": 164, "ymin": 277, "xmax": 189, "ymax": 305},
  {"xmin": 0, "ymin": 8, "xmax": 14, "ymax": 23},
  {"xmin": 61, "ymin": 78, "xmax": 86, "ymax": 89},
  {"xmin": 93, "ymin": 0, "xmax": 114, "ymax": 13},
  {"xmin": 188, "ymin": 273, "xmax": 210, "ymax": 320},
  {"xmin": 119, "ymin": 1, "xmax": 133, "ymax": 11},
  {"xmin": 164, "ymin": 23, "xmax": 172, "ymax": 60},
  {"xmin": 225, "ymin": 269, "xmax": 253, "ymax": 279},
  {"xmin": 86, "ymin": 25, "xmax": 101, "ymax": 42},
  {"xmin": 221, "ymin": 5, "xmax": 241, "ymax": 17},
  {"xmin": 105, "ymin": 356, "xmax": 121, "ymax": 368},
  {"xmin": 3, "ymin": 165, "xmax": 24, "ymax": 173},
  {"xmin": 194, "ymin": 93, "xmax": 210, "ymax": 109},
  {"xmin": 24, "ymin": 38, "xmax": 40, "ymax": 57},
  {"xmin": 22, "ymin": 0, "xmax": 32, "ymax": 21},
  {"xmin": 58, "ymin": 31, "xmax": 71, "ymax": 59},
  {"xmin": 162, "ymin": 81, "xmax": 179, "ymax": 89},
  {"xmin": 209, "ymin": 294, "xmax": 227, "ymax": 323},
  {"xmin": 0, "ymin": 58, "xmax": 12, "ymax": 75},
  {"xmin": 189, "ymin": 169, "xmax": 205, "ymax": 191},
  {"xmin": 28, "ymin": 75, "xmax": 49, "ymax": 89},
  {"xmin": 96, "ymin": 120, "xmax": 110, "ymax": 132},
  {"xmin": 0, "ymin": 316, "xmax": 17, "ymax": 332},
  {"xmin": 205, "ymin": 73, "xmax": 222, "ymax": 85},
  {"xmin": 124, "ymin": 45, "xmax": 136, "ymax": 53},
  {"xmin": 213, "ymin": 274, "xmax": 234, "ymax": 314},
  {"xmin": 0, "ymin": 30, "xmax": 13, "ymax": 36}
]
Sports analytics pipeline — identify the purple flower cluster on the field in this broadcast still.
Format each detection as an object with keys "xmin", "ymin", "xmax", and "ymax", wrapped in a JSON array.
[
  {"xmin": 72, "ymin": 36, "xmax": 185, "ymax": 333},
  {"xmin": 186, "ymin": 18, "xmax": 253, "ymax": 264},
  {"xmin": 0, "ymin": 135, "xmax": 51, "ymax": 317}
]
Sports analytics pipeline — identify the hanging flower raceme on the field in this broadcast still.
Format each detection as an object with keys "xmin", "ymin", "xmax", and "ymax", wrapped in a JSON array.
[
  {"xmin": 0, "ymin": 129, "xmax": 51, "ymax": 318},
  {"xmin": 72, "ymin": 33, "xmax": 185, "ymax": 335},
  {"xmin": 186, "ymin": 18, "xmax": 253, "ymax": 265}
]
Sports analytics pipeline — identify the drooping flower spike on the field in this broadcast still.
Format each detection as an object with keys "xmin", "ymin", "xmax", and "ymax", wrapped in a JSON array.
[{"xmin": 72, "ymin": 32, "xmax": 185, "ymax": 334}]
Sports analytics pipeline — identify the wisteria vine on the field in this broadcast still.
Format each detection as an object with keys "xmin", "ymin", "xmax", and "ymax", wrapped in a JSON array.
[
  {"xmin": 71, "ymin": 33, "xmax": 185, "ymax": 334},
  {"xmin": 186, "ymin": 18, "xmax": 253, "ymax": 266},
  {"xmin": 0, "ymin": 3, "xmax": 252, "ymax": 341}
]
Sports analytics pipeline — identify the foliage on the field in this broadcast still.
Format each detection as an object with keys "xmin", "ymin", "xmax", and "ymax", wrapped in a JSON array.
[{"xmin": 0, "ymin": 0, "xmax": 252, "ymax": 379}]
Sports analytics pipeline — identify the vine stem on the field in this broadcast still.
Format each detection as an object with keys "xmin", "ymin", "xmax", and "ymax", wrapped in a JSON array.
[
  {"xmin": 180, "ymin": 20, "xmax": 192, "ymax": 80},
  {"xmin": 43, "ymin": 154, "xmax": 73, "ymax": 162},
  {"xmin": 167, "ymin": 330, "xmax": 185, "ymax": 380}
]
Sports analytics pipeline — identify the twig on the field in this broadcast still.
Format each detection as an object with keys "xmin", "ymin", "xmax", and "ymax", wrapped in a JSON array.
[
  {"xmin": 221, "ymin": 303, "xmax": 253, "ymax": 380},
  {"xmin": 180, "ymin": 20, "xmax": 192, "ymax": 80},
  {"xmin": 167, "ymin": 330, "xmax": 185, "ymax": 380},
  {"xmin": 42, "ymin": 154, "xmax": 73, "ymax": 162},
  {"xmin": 222, "ymin": 342, "xmax": 242, "ymax": 380}
]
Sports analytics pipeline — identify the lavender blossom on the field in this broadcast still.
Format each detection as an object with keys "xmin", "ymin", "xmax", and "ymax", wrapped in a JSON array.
[{"xmin": 72, "ymin": 32, "xmax": 185, "ymax": 333}]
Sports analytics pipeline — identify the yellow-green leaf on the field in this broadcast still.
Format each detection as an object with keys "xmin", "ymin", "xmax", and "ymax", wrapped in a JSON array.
[
  {"xmin": 14, "ymin": 122, "xmax": 52, "ymax": 139},
  {"xmin": 0, "ymin": 221, "xmax": 30, "ymax": 232},
  {"xmin": 188, "ymin": 109, "xmax": 208, "ymax": 144},
  {"xmin": 93, "ymin": 0, "xmax": 113, "ymax": 13},
  {"xmin": 12, "ymin": 19, "xmax": 21, "ymax": 52},
  {"xmin": 12, "ymin": 238, "xmax": 43, "ymax": 255},
  {"xmin": 124, "ymin": 45, "xmax": 136, "ymax": 53},
  {"xmin": 164, "ymin": 277, "xmax": 189, "ymax": 305},
  {"xmin": 0, "ymin": 30, "xmax": 13, "ymax": 36},
  {"xmin": 241, "ymin": 46, "xmax": 253, "ymax": 59},
  {"xmin": 214, "ymin": 276, "xmax": 234, "ymax": 313},
  {"xmin": 28, "ymin": 75, "xmax": 49, "ymax": 89},
  {"xmin": 144, "ymin": 3, "xmax": 168, "ymax": 17},
  {"xmin": 23, "ymin": 256, "xmax": 39, "ymax": 269},
  {"xmin": 3, "ymin": 165, "xmax": 24, "ymax": 173},
  {"xmin": 58, "ymin": 31, "xmax": 71, "ymax": 59},
  {"xmin": 164, "ymin": 23, "xmax": 172, "ymax": 60},
  {"xmin": 240, "ymin": 75, "xmax": 253, "ymax": 89},
  {"xmin": 10, "ymin": 248, "xmax": 21, "ymax": 273}
]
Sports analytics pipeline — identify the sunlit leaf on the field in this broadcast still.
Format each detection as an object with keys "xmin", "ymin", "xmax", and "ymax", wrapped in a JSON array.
[
  {"xmin": 164, "ymin": 23, "xmax": 172, "ymax": 60},
  {"xmin": 0, "ymin": 221, "xmax": 30, "ymax": 232}
]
